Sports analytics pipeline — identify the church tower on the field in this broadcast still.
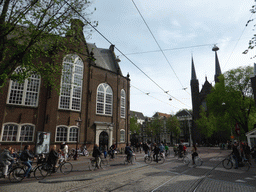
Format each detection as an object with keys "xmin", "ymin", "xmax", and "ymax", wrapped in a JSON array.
[
  {"xmin": 190, "ymin": 57, "xmax": 200, "ymax": 143},
  {"xmin": 213, "ymin": 45, "xmax": 222, "ymax": 83},
  {"xmin": 190, "ymin": 46, "xmax": 222, "ymax": 144}
]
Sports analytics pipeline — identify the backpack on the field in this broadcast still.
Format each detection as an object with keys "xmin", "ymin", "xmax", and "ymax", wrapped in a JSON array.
[{"xmin": 19, "ymin": 152, "xmax": 26, "ymax": 161}]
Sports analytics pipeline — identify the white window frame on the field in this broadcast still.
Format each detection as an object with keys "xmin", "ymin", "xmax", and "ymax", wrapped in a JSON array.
[
  {"xmin": 120, "ymin": 129, "xmax": 125, "ymax": 143},
  {"xmin": 7, "ymin": 67, "xmax": 41, "ymax": 107},
  {"xmin": 59, "ymin": 54, "xmax": 84, "ymax": 111},
  {"xmin": 96, "ymin": 83, "xmax": 113, "ymax": 116},
  {"xmin": 0, "ymin": 123, "xmax": 35, "ymax": 142},
  {"xmin": 120, "ymin": 89, "xmax": 126, "ymax": 118},
  {"xmin": 55, "ymin": 125, "xmax": 79, "ymax": 143}
]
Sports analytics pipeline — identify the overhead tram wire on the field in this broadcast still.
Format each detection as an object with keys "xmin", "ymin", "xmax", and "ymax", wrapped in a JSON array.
[
  {"xmin": 131, "ymin": 0, "xmax": 186, "ymax": 92},
  {"xmin": 131, "ymin": 85, "xmax": 179, "ymax": 109},
  {"xmin": 222, "ymin": 13, "xmax": 254, "ymax": 71},
  {"xmin": 64, "ymin": 0, "xmax": 188, "ymax": 106}
]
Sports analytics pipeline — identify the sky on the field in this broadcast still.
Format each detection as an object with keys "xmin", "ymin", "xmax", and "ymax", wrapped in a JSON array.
[{"xmin": 85, "ymin": 0, "xmax": 256, "ymax": 117}]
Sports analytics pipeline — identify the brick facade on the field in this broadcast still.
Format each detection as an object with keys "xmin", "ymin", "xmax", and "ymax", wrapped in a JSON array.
[{"xmin": 0, "ymin": 20, "xmax": 130, "ymax": 153}]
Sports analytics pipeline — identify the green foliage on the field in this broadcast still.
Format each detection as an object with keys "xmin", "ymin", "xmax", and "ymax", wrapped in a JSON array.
[
  {"xmin": 130, "ymin": 116, "xmax": 141, "ymax": 135},
  {"xmin": 149, "ymin": 117, "xmax": 163, "ymax": 136},
  {"xmin": 0, "ymin": 0, "xmax": 97, "ymax": 89},
  {"xmin": 204, "ymin": 66, "xmax": 255, "ymax": 137},
  {"xmin": 166, "ymin": 115, "xmax": 180, "ymax": 139}
]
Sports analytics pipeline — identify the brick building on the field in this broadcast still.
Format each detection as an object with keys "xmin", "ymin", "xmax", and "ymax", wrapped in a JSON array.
[{"xmin": 0, "ymin": 19, "xmax": 130, "ymax": 152}]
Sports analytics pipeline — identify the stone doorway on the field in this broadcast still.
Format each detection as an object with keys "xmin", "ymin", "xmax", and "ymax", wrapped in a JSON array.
[{"xmin": 99, "ymin": 131, "xmax": 109, "ymax": 151}]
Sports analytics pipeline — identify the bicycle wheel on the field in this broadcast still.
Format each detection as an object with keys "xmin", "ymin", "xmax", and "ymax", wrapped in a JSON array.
[
  {"xmin": 144, "ymin": 156, "xmax": 152, "ymax": 164},
  {"xmin": 34, "ymin": 165, "xmax": 45, "ymax": 180},
  {"xmin": 89, "ymin": 160, "xmax": 97, "ymax": 171},
  {"xmin": 183, "ymin": 156, "xmax": 190, "ymax": 165},
  {"xmin": 100, "ymin": 159, "xmax": 108, "ymax": 169},
  {"xmin": 159, "ymin": 155, "xmax": 165, "ymax": 164},
  {"xmin": 195, "ymin": 157, "xmax": 203, "ymax": 166},
  {"xmin": 222, "ymin": 159, "xmax": 233, "ymax": 169},
  {"xmin": 60, "ymin": 162, "xmax": 73, "ymax": 174},
  {"xmin": 9, "ymin": 167, "xmax": 25, "ymax": 183},
  {"xmin": 240, "ymin": 162, "xmax": 250, "ymax": 172}
]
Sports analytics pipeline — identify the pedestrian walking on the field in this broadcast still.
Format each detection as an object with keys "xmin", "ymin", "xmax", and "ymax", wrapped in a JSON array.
[
  {"xmin": 92, "ymin": 144, "xmax": 101, "ymax": 168},
  {"xmin": 0, "ymin": 146, "xmax": 14, "ymax": 178}
]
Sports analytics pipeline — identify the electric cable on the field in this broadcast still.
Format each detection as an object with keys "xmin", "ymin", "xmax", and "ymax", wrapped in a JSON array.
[{"xmin": 63, "ymin": 0, "xmax": 189, "ymax": 107}]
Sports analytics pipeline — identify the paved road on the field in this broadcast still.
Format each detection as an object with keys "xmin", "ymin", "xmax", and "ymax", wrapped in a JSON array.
[{"xmin": 0, "ymin": 147, "xmax": 256, "ymax": 192}]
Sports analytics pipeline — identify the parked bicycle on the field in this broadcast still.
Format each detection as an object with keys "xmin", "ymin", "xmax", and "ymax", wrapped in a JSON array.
[{"xmin": 222, "ymin": 154, "xmax": 250, "ymax": 171}]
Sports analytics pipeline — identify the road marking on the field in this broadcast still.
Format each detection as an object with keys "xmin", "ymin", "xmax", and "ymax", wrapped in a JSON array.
[
  {"xmin": 236, "ymin": 179, "xmax": 246, "ymax": 183},
  {"xmin": 245, "ymin": 177, "xmax": 255, "ymax": 180}
]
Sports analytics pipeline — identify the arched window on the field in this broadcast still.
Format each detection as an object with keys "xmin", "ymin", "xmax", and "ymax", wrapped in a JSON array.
[
  {"xmin": 59, "ymin": 54, "xmax": 83, "ymax": 111},
  {"xmin": 120, "ymin": 129, "xmax": 125, "ymax": 143},
  {"xmin": 1, "ymin": 123, "xmax": 35, "ymax": 142},
  {"xmin": 55, "ymin": 126, "xmax": 79, "ymax": 142},
  {"xmin": 56, "ymin": 126, "xmax": 68, "ymax": 142},
  {"xmin": 20, "ymin": 124, "xmax": 34, "ymax": 142},
  {"xmin": 7, "ymin": 67, "xmax": 40, "ymax": 106},
  {"xmin": 96, "ymin": 83, "xmax": 113, "ymax": 115},
  {"xmin": 69, "ymin": 127, "xmax": 79, "ymax": 142},
  {"xmin": 120, "ymin": 89, "xmax": 126, "ymax": 118}
]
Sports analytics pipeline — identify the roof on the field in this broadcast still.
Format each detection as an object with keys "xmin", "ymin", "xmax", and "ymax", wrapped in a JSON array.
[
  {"xmin": 130, "ymin": 111, "xmax": 145, "ymax": 120},
  {"xmin": 87, "ymin": 43, "xmax": 122, "ymax": 75},
  {"xmin": 176, "ymin": 109, "xmax": 192, "ymax": 117},
  {"xmin": 153, "ymin": 112, "xmax": 172, "ymax": 119}
]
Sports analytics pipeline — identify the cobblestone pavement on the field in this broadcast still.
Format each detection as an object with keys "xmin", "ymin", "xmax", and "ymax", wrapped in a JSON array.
[{"xmin": 0, "ymin": 147, "xmax": 256, "ymax": 192}]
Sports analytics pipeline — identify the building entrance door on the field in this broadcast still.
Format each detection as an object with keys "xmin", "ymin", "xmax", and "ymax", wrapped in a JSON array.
[{"xmin": 99, "ymin": 131, "xmax": 109, "ymax": 151}]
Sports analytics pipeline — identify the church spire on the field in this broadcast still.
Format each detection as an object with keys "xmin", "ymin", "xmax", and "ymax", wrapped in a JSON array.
[
  {"xmin": 212, "ymin": 45, "xmax": 222, "ymax": 83},
  {"xmin": 191, "ymin": 56, "xmax": 197, "ymax": 80}
]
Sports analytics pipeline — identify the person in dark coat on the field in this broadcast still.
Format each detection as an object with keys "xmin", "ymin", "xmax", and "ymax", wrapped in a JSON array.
[
  {"xmin": 47, "ymin": 145, "xmax": 59, "ymax": 172},
  {"xmin": 92, "ymin": 144, "xmax": 101, "ymax": 168},
  {"xmin": 21, "ymin": 145, "xmax": 35, "ymax": 178},
  {"xmin": 153, "ymin": 143, "xmax": 160, "ymax": 163},
  {"xmin": 232, "ymin": 142, "xmax": 240, "ymax": 169}
]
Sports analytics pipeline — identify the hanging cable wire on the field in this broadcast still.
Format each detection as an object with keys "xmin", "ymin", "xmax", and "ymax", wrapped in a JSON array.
[
  {"xmin": 222, "ymin": 13, "xmax": 254, "ymax": 71},
  {"xmin": 63, "ymin": 0, "xmax": 189, "ymax": 107},
  {"xmin": 131, "ymin": 0, "xmax": 185, "ymax": 90},
  {"xmin": 131, "ymin": 85, "xmax": 179, "ymax": 109}
]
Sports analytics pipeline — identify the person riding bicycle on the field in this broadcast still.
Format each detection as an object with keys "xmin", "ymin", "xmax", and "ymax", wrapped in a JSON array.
[
  {"xmin": 109, "ymin": 144, "xmax": 116, "ymax": 159},
  {"xmin": 153, "ymin": 143, "xmax": 160, "ymax": 163},
  {"xmin": 47, "ymin": 145, "xmax": 59, "ymax": 173},
  {"xmin": 191, "ymin": 144, "xmax": 198, "ymax": 165},
  {"xmin": 20, "ymin": 145, "xmax": 36, "ymax": 178},
  {"xmin": 164, "ymin": 144, "xmax": 169, "ymax": 156},
  {"xmin": 232, "ymin": 142, "xmax": 240, "ymax": 169},
  {"xmin": 92, "ymin": 144, "xmax": 101, "ymax": 168},
  {"xmin": 178, "ymin": 142, "xmax": 184, "ymax": 158},
  {"xmin": 0, "ymin": 146, "xmax": 14, "ymax": 178},
  {"xmin": 159, "ymin": 143, "xmax": 165, "ymax": 155},
  {"xmin": 125, "ymin": 143, "xmax": 132, "ymax": 162}
]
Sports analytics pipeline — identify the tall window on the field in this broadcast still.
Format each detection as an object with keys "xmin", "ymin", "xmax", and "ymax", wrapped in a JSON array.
[
  {"xmin": 55, "ymin": 126, "xmax": 78, "ymax": 142},
  {"xmin": 59, "ymin": 54, "xmax": 83, "ymax": 111},
  {"xmin": 1, "ymin": 123, "xmax": 35, "ymax": 142},
  {"xmin": 120, "ymin": 89, "xmax": 126, "ymax": 118},
  {"xmin": 96, "ymin": 83, "xmax": 113, "ymax": 115},
  {"xmin": 7, "ymin": 67, "xmax": 40, "ymax": 106},
  {"xmin": 120, "ymin": 129, "xmax": 125, "ymax": 142}
]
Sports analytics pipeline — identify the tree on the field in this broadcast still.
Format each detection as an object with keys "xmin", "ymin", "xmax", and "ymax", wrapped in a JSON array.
[
  {"xmin": 150, "ymin": 117, "xmax": 163, "ymax": 143},
  {"xmin": 0, "ymin": 0, "xmax": 97, "ymax": 88},
  {"xmin": 243, "ymin": 4, "xmax": 256, "ymax": 58},
  {"xmin": 130, "ymin": 116, "xmax": 140, "ymax": 135},
  {"xmin": 206, "ymin": 66, "xmax": 256, "ymax": 137},
  {"xmin": 166, "ymin": 115, "xmax": 180, "ymax": 142}
]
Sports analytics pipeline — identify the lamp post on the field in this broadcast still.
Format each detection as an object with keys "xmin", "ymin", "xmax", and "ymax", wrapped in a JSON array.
[{"xmin": 74, "ymin": 117, "xmax": 82, "ymax": 160}]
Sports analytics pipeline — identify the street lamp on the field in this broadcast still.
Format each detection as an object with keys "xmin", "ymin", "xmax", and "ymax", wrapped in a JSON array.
[{"xmin": 74, "ymin": 117, "xmax": 82, "ymax": 160}]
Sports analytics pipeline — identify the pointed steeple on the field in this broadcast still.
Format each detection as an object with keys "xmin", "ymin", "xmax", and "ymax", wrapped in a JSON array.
[
  {"xmin": 212, "ymin": 45, "xmax": 222, "ymax": 83},
  {"xmin": 191, "ymin": 57, "xmax": 197, "ymax": 80}
]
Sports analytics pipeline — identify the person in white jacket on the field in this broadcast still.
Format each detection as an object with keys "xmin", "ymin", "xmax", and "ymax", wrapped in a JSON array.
[{"xmin": 63, "ymin": 143, "xmax": 68, "ymax": 161}]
